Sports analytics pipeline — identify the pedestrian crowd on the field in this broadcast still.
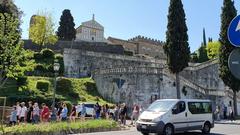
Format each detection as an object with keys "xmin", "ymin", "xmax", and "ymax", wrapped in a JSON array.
[
  {"xmin": 214, "ymin": 102, "xmax": 235, "ymax": 121},
  {"xmin": 8, "ymin": 101, "xmax": 143, "ymax": 127}
]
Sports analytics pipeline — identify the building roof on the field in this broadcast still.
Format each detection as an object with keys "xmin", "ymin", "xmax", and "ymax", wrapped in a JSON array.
[{"xmin": 81, "ymin": 14, "xmax": 104, "ymax": 30}]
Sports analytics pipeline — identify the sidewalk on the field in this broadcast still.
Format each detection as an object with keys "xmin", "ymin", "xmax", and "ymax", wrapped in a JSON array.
[{"xmin": 215, "ymin": 120, "xmax": 240, "ymax": 125}]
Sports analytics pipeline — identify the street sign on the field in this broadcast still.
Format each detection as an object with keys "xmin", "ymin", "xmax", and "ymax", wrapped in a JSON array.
[
  {"xmin": 228, "ymin": 15, "xmax": 240, "ymax": 47},
  {"xmin": 228, "ymin": 48, "xmax": 240, "ymax": 80}
]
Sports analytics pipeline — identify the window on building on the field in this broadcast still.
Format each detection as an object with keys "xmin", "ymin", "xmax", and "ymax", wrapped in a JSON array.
[
  {"xmin": 92, "ymin": 37, "xmax": 94, "ymax": 41},
  {"xmin": 188, "ymin": 102, "xmax": 212, "ymax": 114}
]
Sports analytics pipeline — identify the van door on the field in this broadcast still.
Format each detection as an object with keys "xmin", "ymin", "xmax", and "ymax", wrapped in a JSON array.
[
  {"xmin": 187, "ymin": 102, "xmax": 209, "ymax": 130},
  {"xmin": 171, "ymin": 101, "xmax": 188, "ymax": 132}
]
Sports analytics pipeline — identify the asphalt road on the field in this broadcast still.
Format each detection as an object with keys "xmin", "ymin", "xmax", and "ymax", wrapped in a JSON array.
[{"xmin": 78, "ymin": 124, "xmax": 240, "ymax": 135}]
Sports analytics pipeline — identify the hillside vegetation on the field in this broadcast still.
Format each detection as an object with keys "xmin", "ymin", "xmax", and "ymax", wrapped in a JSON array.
[{"xmin": 0, "ymin": 77, "xmax": 109, "ymax": 106}]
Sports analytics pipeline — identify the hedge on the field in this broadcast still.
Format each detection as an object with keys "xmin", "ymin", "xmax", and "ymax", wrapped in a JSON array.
[{"xmin": 36, "ymin": 80, "xmax": 50, "ymax": 92}]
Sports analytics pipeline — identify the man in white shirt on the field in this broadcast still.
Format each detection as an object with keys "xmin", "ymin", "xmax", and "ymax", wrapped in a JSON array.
[{"xmin": 19, "ymin": 102, "xmax": 27, "ymax": 123}]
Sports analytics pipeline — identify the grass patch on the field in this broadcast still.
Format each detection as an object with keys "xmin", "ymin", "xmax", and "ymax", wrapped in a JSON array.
[{"xmin": 3, "ymin": 120, "xmax": 118, "ymax": 134}]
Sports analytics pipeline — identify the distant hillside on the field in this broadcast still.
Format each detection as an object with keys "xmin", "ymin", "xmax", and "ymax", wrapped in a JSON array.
[{"xmin": 0, "ymin": 77, "xmax": 110, "ymax": 106}]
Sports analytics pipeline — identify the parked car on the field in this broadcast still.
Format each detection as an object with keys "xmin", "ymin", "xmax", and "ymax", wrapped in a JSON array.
[
  {"xmin": 84, "ymin": 103, "xmax": 95, "ymax": 117},
  {"xmin": 136, "ymin": 99, "xmax": 214, "ymax": 135}
]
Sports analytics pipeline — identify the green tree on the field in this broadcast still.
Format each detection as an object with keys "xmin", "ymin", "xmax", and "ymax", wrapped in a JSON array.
[
  {"xmin": 57, "ymin": 9, "xmax": 76, "ymax": 41},
  {"xmin": 207, "ymin": 41, "xmax": 221, "ymax": 59},
  {"xmin": 0, "ymin": 0, "xmax": 20, "ymax": 18},
  {"xmin": 197, "ymin": 44, "xmax": 209, "ymax": 63},
  {"xmin": 219, "ymin": 0, "xmax": 240, "ymax": 116},
  {"xmin": 164, "ymin": 0, "xmax": 190, "ymax": 99},
  {"xmin": 0, "ymin": 13, "xmax": 30, "ymax": 88},
  {"xmin": 29, "ymin": 12, "xmax": 58, "ymax": 48}
]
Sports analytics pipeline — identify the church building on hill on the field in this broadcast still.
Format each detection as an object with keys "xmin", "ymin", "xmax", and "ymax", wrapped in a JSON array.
[{"xmin": 75, "ymin": 14, "xmax": 106, "ymax": 42}]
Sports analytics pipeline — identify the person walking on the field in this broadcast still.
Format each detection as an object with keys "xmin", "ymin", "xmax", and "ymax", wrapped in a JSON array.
[
  {"xmin": 131, "ymin": 103, "xmax": 140, "ymax": 125},
  {"xmin": 16, "ymin": 102, "xmax": 21, "ymax": 124},
  {"xmin": 120, "ymin": 103, "xmax": 127, "ymax": 126},
  {"xmin": 229, "ymin": 105, "xmax": 235, "ymax": 121},
  {"xmin": 32, "ymin": 102, "xmax": 40, "ymax": 124},
  {"xmin": 94, "ymin": 102, "xmax": 101, "ymax": 119},
  {"xmin": 26, "ymin": 101, "xmax": 33, "ymax": 123},
  {"xmin": 113, "ymin": 104, "xmax": 120, "ymax": 122},
  {"xmin": 60, "ymin": 103, "xmax": 68, "ymax": 121},
  {"xmin": 19, "ymin": 102, "xmax": 27, "ymax": 123},
  {"xmin": 70, "ymin": 104, "xmax": 76, "ymax": 122},
  {"xmin": 41, "ymin": 103, "xmax": 50, "ymax": 122},
  {"xmin": 9, "ymin": 105, "xmax": 17, "ymax": 126},
  {"xmin": 57, "ymin": 102, "xmax": 63, "ymax": 121}
]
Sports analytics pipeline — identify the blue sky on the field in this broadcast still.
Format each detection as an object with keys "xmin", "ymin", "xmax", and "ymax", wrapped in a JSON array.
[{"xmin": 15, "ymin": 0, "xmax": 239, "ymax": 52}]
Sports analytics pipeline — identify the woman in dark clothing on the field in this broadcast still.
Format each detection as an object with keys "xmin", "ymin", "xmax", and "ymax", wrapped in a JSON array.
[
  {"xmin": 70, "ymin": 104, "xmax": 76, "ymax": 122},
  {"xmin": 26, "ymin": 101, "xmax": 33, "ymax": 123},
  {"xmin": 57, "ymin": 102, "xmax": 63, "ymax": 121},
  {"xmin": 120, "ymin": 103, "xmax": 127, "ymax": 125}
]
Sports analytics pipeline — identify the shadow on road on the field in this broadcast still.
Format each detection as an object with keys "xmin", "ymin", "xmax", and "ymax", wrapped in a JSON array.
[{"xmin": 176, "ymin": 132, "xmax": 224, "ymax": 135}]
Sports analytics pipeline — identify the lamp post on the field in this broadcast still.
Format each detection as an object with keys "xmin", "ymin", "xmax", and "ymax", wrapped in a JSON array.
[{"xmin": 51, "ymin": 61, "xmax": 60, "ymax": 121}]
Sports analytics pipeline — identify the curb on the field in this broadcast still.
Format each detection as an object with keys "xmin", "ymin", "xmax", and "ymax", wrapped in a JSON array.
[{"xmin": 215, "ymin": 121, "xmax": 240, "ymax": 125}]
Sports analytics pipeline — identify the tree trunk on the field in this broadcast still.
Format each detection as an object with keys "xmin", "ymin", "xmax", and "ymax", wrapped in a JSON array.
[
  {"xmin": 176, "ymin": 73, "xmax": 181, "ymax": 99},
  {"xmin": 233, "ymin": 91, "xmax": 238, "ymax": 116}
]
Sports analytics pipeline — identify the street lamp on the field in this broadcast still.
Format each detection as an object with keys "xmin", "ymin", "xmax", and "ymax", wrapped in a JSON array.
[{"xmin": 51, "ymin": 61, "xmax": 60, "ymax": 121}]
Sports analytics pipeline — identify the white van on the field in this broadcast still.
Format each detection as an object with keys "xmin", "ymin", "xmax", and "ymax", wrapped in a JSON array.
[{"xmin": 136, "ymin": 99, "xmax": 214, "ymax": 135}]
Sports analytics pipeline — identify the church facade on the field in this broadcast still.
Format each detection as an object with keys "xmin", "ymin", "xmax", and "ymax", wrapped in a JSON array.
[{"xmin": 75, "ymin": 15, "xmax": 106, "ymax": 42}]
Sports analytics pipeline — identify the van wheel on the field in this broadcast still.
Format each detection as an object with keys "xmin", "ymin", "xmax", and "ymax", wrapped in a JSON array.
[
  {"xmin": 141, "ymin": 132, "xmax": 149, "ymax": 135},
  {"xmin": 202, "ymin": 122, "xmax": 211, "ymax": 134},
  {"xmin": 163, "ymin": 124, "xmax": 174, "ymax": 135}
]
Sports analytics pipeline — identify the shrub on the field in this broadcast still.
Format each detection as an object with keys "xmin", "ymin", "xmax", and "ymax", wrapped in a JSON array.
[
  {"xmin": 36, "ymin": 80, "xmax": 50, "ymax": 92},
  {"xmin": 17, "ymin": 76, "xmax": 27, "ymax": 86},
  {"xmin": 56, "ymin": 77, "xmax": 72, "ymax": 93},
  {"xmin": 55, "ymin": 54, "xmax": 64, "ymax": 75},
  {"xmin": 41, "ymin": 48, "xmax": 55, "ymax": 59},
  {"xmin": 33, "ymin": 52, "xmax": 42, "ymax": 61},
  {"xmin": 35, "ymin": 64, "xmax": 46, "ymax": 72},
  {"xmin": 68, "ymin": 92, "xmax": 80, "ymax": 99}
]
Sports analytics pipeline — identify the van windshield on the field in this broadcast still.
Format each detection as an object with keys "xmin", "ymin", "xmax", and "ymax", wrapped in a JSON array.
[{"xmin": 146, "ymin": 101, "xmax": 177, "ymax": 112}]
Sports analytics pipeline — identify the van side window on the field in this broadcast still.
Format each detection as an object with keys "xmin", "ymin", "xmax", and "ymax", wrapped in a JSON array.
[
  {"xmin": 188, "ymin": 102, "xmax": 212, "ymax": 114},
  {"xmin": 173, "ymin": 101, "xmax": 186, "ymax": 114}
]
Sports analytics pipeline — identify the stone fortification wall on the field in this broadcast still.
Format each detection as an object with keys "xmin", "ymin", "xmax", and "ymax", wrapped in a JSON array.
[
  {"xmin": 23, "ymin": 40, "xmax": 124, "ymax": 54},
  {"xmin": 108, "ymin": 36, "xmax": 166, "ymax": 59}
]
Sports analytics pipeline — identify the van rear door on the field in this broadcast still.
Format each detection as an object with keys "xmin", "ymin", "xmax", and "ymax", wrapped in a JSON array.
[{"xmin": 187, "ymin": 102, "xmax": 212, "ymax": 130}]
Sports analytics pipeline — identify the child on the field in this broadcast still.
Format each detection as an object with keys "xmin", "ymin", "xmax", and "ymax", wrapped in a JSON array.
[{"xmin": 9, "ymin": 106, "xmax": 17, "ymax": 126}]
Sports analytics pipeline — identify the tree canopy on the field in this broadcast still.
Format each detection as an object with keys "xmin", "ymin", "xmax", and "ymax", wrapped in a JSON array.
[
  {"xmin": 29, "ymin": 12, "xmax": 58, "ymax": 48},
  {"xmin": 0, "ymin": 13, "xmax": 31, "ymax": 87},
  {"xmin": 57, "ymin": 9, "xmax": 76, "ymax": 41},
  {"xmin": 164, "ymin": 0, "xmax": 190, "ymax": 99},
  {"xmin": 0, "ymin": 0, "xmax": 20, "ymax": 18},
  {"xmin": 207, "ymin": 41, "xmax": 221, "ymax": 59}
]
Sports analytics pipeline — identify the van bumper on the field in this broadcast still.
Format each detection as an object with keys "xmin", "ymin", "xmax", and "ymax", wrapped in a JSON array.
[{"xmin": 136, "ymin": 121, "xmax": 165, "ymax": 134}]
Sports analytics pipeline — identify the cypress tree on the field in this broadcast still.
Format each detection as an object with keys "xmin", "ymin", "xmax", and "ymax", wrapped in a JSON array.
[
  {"xmin": 219, "ymin": 0, "xmax": 240, "ymax": 116},
  {"xmin": 57, "ymin": 9, "xmax": 76, "ymax": 41},
  {"xmin": 164, "ymin": 0, "xmax": 190, "ymax": 99},
  {"xmin": 198, "ymin": 44, "xmax": 209, "ymax": 63},
  {"xmin": 203, "ymin": 28, "xmax": 207, "ymax": 46}
]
